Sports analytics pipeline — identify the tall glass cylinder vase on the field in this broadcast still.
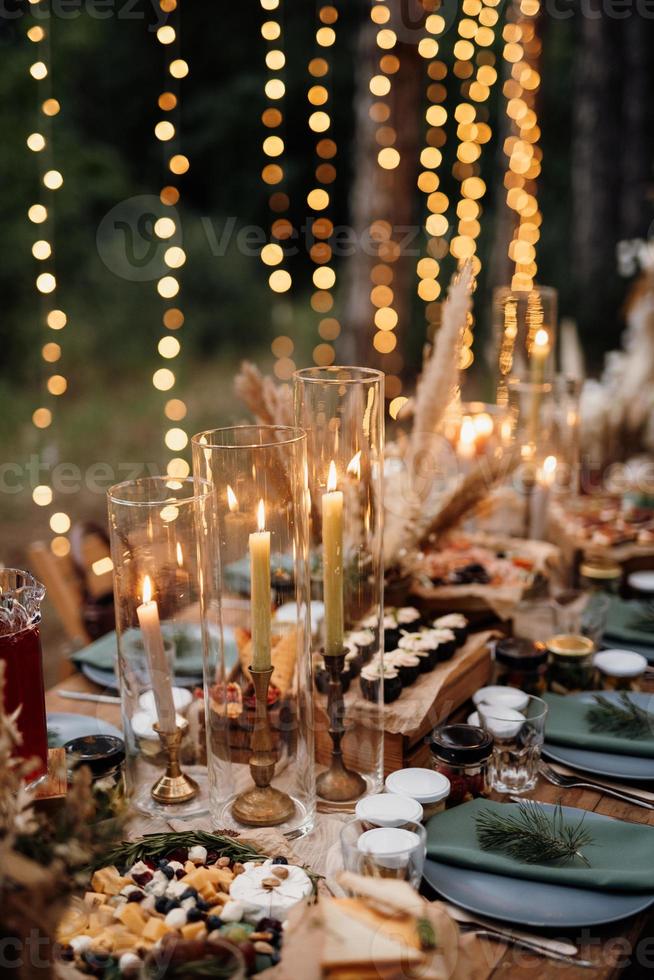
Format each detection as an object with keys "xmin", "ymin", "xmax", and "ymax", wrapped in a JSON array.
[
  {"xmin": 107, "ymin": 477, "xmax": 213, "ymax": 816},
  {"xmin": 493, "ymin": 285, "xmax": 558, "ymax": 405},
  {"xmin": 192, "ymin": 425, "xmax": 315, "ymax": 839},
  {"xmin": 294, "ymin": 367, "xmax": 385, "ymax": 812},
  {"xmin": 507, "ymin": 378, "xmax": 556, "ymax": 540}
]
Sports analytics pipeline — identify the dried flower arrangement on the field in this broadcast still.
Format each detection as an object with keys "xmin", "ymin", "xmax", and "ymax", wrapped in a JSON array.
[
  {"xmin": 0, "ymin": 663, "xmax": 125, "ymax": 979},
  {"xmin": 233, "ymin": 264, "xmax": 517, "ymax": 576}
]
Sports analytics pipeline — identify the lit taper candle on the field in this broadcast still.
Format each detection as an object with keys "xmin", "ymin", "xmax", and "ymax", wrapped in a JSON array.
[
  {"xmin": 249, "ymin": 499, "xmax": 272, "ymax": 671},
  {"xmin": 322, "ymin": 460, "xmax": 344, "ymax": 657},
  {"xmin": 136, "ymin": 575, "xmax": 176, "ymax": 733}
]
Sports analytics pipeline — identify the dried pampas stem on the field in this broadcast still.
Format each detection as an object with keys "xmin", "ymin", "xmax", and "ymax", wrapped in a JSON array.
[
  {"xmin": 411, "ymin": 261, "xmax": 473, "ymax": 456},
  {"xmin": 234, "ymin": 361, "xmax": 293, "ymax": 428},
  {"xmin": 419, "ymin": 449, "xmax": 520, "ymax": 546}
]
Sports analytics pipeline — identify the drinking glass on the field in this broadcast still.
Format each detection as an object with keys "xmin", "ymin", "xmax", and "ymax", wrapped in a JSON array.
[
  {"xmin": 477, "ymin": 695, "xmax": 548, "ymax": 794},
  {"xmin": 0, "ymin": 569, "xmax": 48, "ymax": 785},
  {"xmin": 340, "ymin": 818, "xmax": 426, "ymax": 889}
]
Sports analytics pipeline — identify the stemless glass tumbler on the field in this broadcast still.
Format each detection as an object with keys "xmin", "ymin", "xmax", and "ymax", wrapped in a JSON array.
[
  {"xmin": 107, "ymin": 476, "xmax": 213, "ymax": 816},
  {"xmin": 192, "ymin": 425, "xmax": 315, "ymax": 839},
  {"xmin": 294, "ymin": 367, "xmax": 385, "ymax": 811},
  {"xmin": 477, "ymin": 694, "xmax": 548, "ymax": 794}
]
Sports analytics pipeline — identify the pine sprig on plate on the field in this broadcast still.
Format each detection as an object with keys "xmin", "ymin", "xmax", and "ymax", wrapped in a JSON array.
[
  {"xmin": 586, "ymin": 693, "xmax": 654, "ymax": 739},
  {"xmin": 475, "ymin": 801, "xmax": 593, "ymax": 867}
]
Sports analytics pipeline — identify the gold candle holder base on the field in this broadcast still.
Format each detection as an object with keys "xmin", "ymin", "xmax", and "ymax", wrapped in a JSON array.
[
  {"xmin": 316, "ymin": 651, "xmax": 366, "ymax": 804},
  {"xmin": 151, "ymin": 719, "xmax": 199, "ymax": 805},
  {"xmin": 232, "ymin": 666, "xmax": 295, "ymax": 827}
]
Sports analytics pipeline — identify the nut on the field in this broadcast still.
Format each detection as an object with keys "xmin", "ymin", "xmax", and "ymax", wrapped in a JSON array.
[
  {"xmin": 254, "ymin": 941, "xmax": 275, "ymax": 955},
  {"xmin": 250, "ymin": 932, "xmax": 274, "ymax": 942},
  {"xmin": 232, "ymin": 863, "xmax": 245, "ymax": 876},
  {"xmin": 217, "ymin": 856, "xmax": 231, "ymax": 868},
  {"xmin": 272, "ymin": 867, "xmax": 289, "ymax": 880},
  {"xmin": 261, "ymin": 877, "xmax": 279, "ymax": 890}
]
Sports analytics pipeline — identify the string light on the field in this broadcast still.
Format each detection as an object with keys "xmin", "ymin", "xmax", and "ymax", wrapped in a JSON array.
[
  {"xmin": 153, "ymin": 0, "xmax": 190, "ymax": 480},
  {"xmin": 367, "ymin": 0, "xmax": 404, "ymax": 398},
  {"xmin": 305, "ymin": 3, "xmax": 340, "ymax": 367},
  {"xmin": 26, "ymin": 2, "xmax": 71, "ymax": 555},
  {"xmin": 501, "ymin": 0, "xmax": 543, "ymax": 294},
  {"xmin": 260, "ymin": 0, "xmax": 297, "ymax": 380}
]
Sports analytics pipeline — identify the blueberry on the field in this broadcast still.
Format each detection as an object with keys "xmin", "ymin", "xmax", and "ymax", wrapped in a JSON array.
[
  {"xmin": 206, "ymin": 915, "xmax": 222, "ymax": 931},
  {"xmin": 196, "ymin": 898, "xmax": 210, "ymax": 912},
  {"xmin": 127, "ymin": 891, "xmax": 144, "ymax": 903},
  {"xmin": 160, "ymin": 864, "xmax": 175, "ymax": 880},
  {"xmin": 154, "ymin": 897, "xmax": 169, "ymax": 914},
  {"xmin": 180, "ymin": 887, "xmax": 198, "ymax": 900},
  {"xmin": 186, "ymin": 907, "xmax": 202, "ymax": 922},
  {"xmin": 165, "ymin": 899, "xmax": 180, "ymax": 913},
  {"xmin": 271, "ymin": 856, "xmax": 288, "ymax": 865}
]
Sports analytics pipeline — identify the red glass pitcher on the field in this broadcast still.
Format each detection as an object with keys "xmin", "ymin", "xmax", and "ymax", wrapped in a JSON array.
[{"xmin": 0, "ymin": 569, "xmax": 48, "ymax": 784}]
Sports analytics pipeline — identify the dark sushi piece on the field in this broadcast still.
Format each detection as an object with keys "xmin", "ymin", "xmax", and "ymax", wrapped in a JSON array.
[
  {"xmin": 394, "ymin": 606, "xmax": 423, "ymax": 633},
  {"xmin": 427, "ymin": 627, "xmax": 457, "ymax": 662},
  {"xmin": 398, "ymin": 632, "xmax": 438, "ymax": 672},
  {"xmin": 346, "ymin": 628, "xmax": 377, "ymax": 666},
  {"xmin": 388, "ymin": 649, "xmax": 421, "ymax": 687},
  {"xmin": 432, "ymin": 613, "xmax": 469, "ymax": 647},
  {"xmin": 382, "ymin": 612, "xmax": 401, "ymax": 652},
  {"xmin": 359, "ymin": 661, "xmax": 402, "ymax": 704}
]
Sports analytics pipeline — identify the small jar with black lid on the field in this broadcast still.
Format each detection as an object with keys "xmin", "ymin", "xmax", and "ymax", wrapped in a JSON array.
[
  {"xmin": 428, "ymin": 724, "xmax": 494, "ymax": 807},
  {"xmin": 64, "ymin": 734, "xmax": 125, "ymax": 798},
  {"xmin": 492, "ymin": 637, "xmax": 548, "ymax": 695}
]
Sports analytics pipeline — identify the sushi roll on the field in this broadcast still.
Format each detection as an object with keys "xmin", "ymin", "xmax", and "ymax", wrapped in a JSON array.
[
  {"xmin": 432, "ymin": 613, "xmax": 469, "ymax": 647},
  {"xmin": 397, "ymin": 631, "xmax": 438, "ymax": 672},
  {"xmin": 382, "ymin": 611, "xmax": 401, "ymax": 651},
  {"xmin": 360, "ymin": 661, "xmax": 402, "ymax": 704},
  {"xmin": 388, "ymin": 649, "xmax": 421, "ymax": 687},
  {"xmin": 395, "ymin": 606, "xmax": 423, "ymax": 633},
  {"xmin": 425, "ymin": 627, "xmax": 457, "ymax": 662},
  {"xmin": 346, "ymin": 628, "xmax": 377, "ymax": 665}
]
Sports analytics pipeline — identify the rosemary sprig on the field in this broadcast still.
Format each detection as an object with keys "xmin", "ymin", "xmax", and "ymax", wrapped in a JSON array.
[
  {"xmin": 475, "ymin": 801, "xmax": 593, "ymax": 867},
  {"xmin": 586, "ymin": 693, "xmax": 654, "ymax": 739},
  {"xmin": 97, "ymin": 829, "xmax": 323, "ymax": 891}
]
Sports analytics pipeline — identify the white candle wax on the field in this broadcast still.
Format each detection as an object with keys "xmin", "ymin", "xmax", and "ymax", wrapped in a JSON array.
[
  {"xmin": 249, "ymin": 499, "xmax": 272, "ymax": 671},
  {"xmin": 322, "ymin": 460, "xmax": 344, "ymax": 657},
  {"xmin": 136, "ymin": 576, "xmax": 176, "ymax": 734}
]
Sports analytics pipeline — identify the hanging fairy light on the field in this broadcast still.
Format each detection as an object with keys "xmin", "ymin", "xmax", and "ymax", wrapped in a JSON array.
[
  {"xmin": 500, "ymin": 0, "xmax": 543, "ymax": 293},
  {"xmin": 151, "ymin": 0, "xmax": 191, "ymax": 480},
  {"xmin": 416, "ymin": 0, "xmax": 500, "ymax": 372},
  {"xmin": 26, "ymin": 2, "xmax": 72, "ymax": 557},
  {"xmin": 260, "ymin": 0, "xmax": 298, "ymax": 381},
  {"xmin": 368, "ymin": 0, "xmax": 404, "ymax": 398},
  {"xmin": 306, "ymin": 3, "xmax": 340, "ymax": 367}
]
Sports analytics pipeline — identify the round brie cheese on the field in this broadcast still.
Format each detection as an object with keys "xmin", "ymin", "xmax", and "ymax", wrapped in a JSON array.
[{"xmin": 229, "ymin": 860, "xmax": 312, "ymax": 923}]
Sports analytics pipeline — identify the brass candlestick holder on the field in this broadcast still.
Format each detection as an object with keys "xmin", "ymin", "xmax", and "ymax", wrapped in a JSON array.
[
  {"xmin": 232, "ymin": 666, "xmax": 295, "ymax": 826},
  {"xmin": 151, "ymin": 718, "xmax": 199, "ymax": 804},
  {"xmin": 316, "ymin": 651, "xmax": 366, "ymax": 803}
]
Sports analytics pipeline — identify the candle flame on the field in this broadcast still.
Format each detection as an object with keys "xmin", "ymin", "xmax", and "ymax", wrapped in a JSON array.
[
  {"xmin": 257, "ymin": 498, "xmax": 266, "ymax": 532},
  {"xmin": 543, "ymin": 454, "xmax": 557, "ymax": 474},
  {"xmin": 176, "ymin": 542, "xmax": 183, "ymax": 567},
  {"xmin": 460, "ymin": 417, "xmax": 476, "ymax": 445},
  {"xmin": 142, "ymin": 575, "xmax": 153, "ymax": 604},
  {"xmin": 346, "ymin": 450, "xmax": 361, "ymax": 479},
  {"xmin": 534, "ymin": 328, "xmax": 549, "ymax": 350},
  {"xmin": 227, "ymin": 484, "xmax": 238, "ymax": 512},
  {"xmin": 473, "ymin": 412, "xmax": 493, "ymax": 437},
  {"xmin": 327, "ymin": 460, "xmax": 337, "ymax": 492}
]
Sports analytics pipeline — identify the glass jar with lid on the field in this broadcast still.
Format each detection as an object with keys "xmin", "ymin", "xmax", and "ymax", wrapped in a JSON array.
[
  {"xmin": 593, "ymin": 649, "xmax": 648, "ymax": 692},
  {"xmin": 385, "ymin": 768, "xmax": 451, "ymax": 821},
  {"xmin": 428, "ymin": 725, "xmax": 494, "ymax": 806},
  {"xmin": 492, "ymin": 637, "xmax": 548, "ymax": 695},
  {"xmin": 547, "ymin": 634, "xmax": 595, "ymax": 693},
  {"xmin": 579, "ymin": 556, "xmax": 622, "ymax": 595}
]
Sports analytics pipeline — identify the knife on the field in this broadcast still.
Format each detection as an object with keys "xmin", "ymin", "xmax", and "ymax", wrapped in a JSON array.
[{"xmin": 441, "ymin": 901, "xmax": 581, "ymax": 958}]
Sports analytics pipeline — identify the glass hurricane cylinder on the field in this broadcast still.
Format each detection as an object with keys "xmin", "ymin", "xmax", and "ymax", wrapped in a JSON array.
[
  {"xmin": 294, "ymin": 367, "xmax": 385, "ymax": 812},
  {"xmin": 493, "ymin": 285, "xmax": 558, "ymax": 404},
  {"xmin": 192, "ymin": 425, "xmax": 315, "ymax": 839},
  {"xmin": 107, "ymin": 476, "xmax": 213, "ymax": 817}
]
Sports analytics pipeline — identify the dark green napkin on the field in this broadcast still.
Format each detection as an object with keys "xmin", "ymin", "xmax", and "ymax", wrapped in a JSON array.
[
  {"xmin": 426, "ymin": 798, "xmax": 654, "ymax": 892},
  {"xmin": 605, "ymin": 597, "xmax": 654, "ymax": 661},
  {"xmin": 72, "ymin": 626, "xmax": 205, "ymax": 675},
  {"xmin": 544, "ymin": 692, "xmax": 654, "ymax": 759}
]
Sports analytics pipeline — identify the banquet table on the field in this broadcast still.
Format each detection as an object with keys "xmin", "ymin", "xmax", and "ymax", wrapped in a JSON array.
[{"xmin": 46, "ymin": 668, "xmax": 654, "ymax": 979}]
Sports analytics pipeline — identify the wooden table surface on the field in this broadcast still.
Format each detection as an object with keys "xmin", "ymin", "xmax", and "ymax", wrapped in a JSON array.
[{"xmin": 46, "ymin": 668, "xmax": 654, "ymax": 979}]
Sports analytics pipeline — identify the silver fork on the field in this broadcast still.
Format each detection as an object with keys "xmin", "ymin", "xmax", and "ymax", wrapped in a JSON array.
[{"xmin": 539, "ymin": 763, "xmax": 654, "ymax": 809}]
